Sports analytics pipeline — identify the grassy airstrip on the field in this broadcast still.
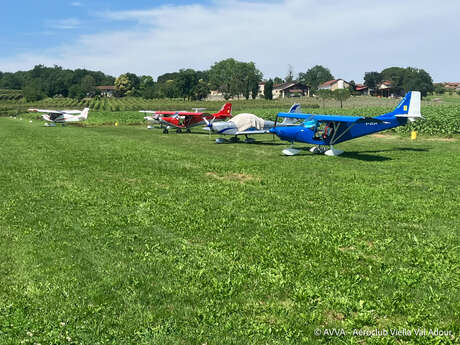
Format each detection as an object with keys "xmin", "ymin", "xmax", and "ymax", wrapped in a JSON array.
[{"xmin": 0, "ymin": 115, "xmax": 459, "ymax": 344}]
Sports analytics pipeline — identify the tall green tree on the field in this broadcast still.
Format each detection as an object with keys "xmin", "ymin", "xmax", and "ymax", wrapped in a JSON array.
[
  {"xmin": 81, "ymin": 75, "xmax": 96, "ymax": 97},
  {"xmin": 380, "ymin": 67, "xmax": 405, "ymax": 95},
  {"xmin": 209, "ymin": 58, "xmax": 262, "ymax": 100},
  {"xmin": 298, "ymin": 65, "xmax": 334, "ymax": 92},
  {"xmin": 140, "ymin": 76, "xmax": 154, "ymax": 90},
  {"xmin": 176, "ymin": 69, "xmax": 199, "ymax": 100},
  {"xmin": 68, "ymin": 84, "xmax": 86, "ymax": 100},
  {"xmin": 333, "ymin": 89, "xmax": 351, "ymax": 108},
  {"xmin": 402, "ymin": 67, "xmax": 434, "ymax": 97},
  {"xmin": 380, "ymin": 67, "xmax": 434, "ymax": 97},
  {"xmin": 192, "ymin": 80, "xmax": 210, "ymax": 100},
  {"xmin": 240, "ymin": 62, "xmax": 262, "ymax": 100},
  {"xmin": 114, "ymin": 73, "xmax": 140, "ymax": 97},
  {"xmin": 363, "ymin": 72, "xmax": 382, "ymax": 91},
  {"xmin": 317, "ymin": 89, "xmax": 333, "ymax": 108},
  {"xmin": 23, "ymin": 80, "xmax": 45, "ymax": 101},
  {"xmin": 273, "ymin": 77, "xmax": 284, "ymax": 85},
  {"xmin": 209, "ymin": 58, "xmax": 239, "ymax": 99},
  {"xmin": 264, "ymin": 79, "xmax": 273, "ymax": 100},
  {"xmin": 142, "ymin": 86, "xmax": 156, "ymax": 99}
]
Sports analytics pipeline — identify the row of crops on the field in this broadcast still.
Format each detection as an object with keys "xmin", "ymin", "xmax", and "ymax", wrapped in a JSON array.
[{"xmin": 0, "ymin": 89, "xmax": 23, "ymax": 101}]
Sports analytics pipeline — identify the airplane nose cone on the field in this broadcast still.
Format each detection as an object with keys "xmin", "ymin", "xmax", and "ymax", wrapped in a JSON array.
[{"xmin": 269, "ymin": 127, "xmax": 277, "ymax": 134}]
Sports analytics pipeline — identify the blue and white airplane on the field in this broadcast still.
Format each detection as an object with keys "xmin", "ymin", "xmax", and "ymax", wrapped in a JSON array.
[{"xmin": 269, "ymin": 91, "xmax": 422, "ymax": 156}]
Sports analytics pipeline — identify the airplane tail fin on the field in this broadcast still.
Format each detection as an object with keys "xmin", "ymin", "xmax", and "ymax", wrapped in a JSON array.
[
  {"xmin": 288, "ymin": 103, "xmax": 301, "ymax": 113},
  {"xmin": 80, "ymin": 108, "xmax": 90, "ymax": 120},
  {"xmin": 280, "ymin": 103, "xmax": 302, "ymax": 125},
  {"xmin": 214, "ymin": 103, "xmax": 232, "ymax": 118},
  {"xmin": 386, "ymin": 91, "xmax": 422, "ymax": 122}
]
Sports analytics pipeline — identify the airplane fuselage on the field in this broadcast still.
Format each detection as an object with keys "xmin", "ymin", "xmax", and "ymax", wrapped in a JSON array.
[
  {"xmin": 211, "ymin": 120, "xmax": 274, "ymax": 135},
  {"xmin": 271, "ymin": 116, "xmax": 408, "ymax": 146},
  {"xmin": 160, "ymin": 114, "xmax": 230, "ymax": 129}
]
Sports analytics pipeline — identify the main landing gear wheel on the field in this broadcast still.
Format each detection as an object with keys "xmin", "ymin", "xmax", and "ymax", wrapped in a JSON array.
[
  {"xmin": 324, "ymin": 146, "xmax": 344, "ymax": 156},
  {"xmin": 229, "ymin": 136, "xmax": 240, "ymax": 143},
  {"xmin": 186, "ymin": 128, "xmax": 191, "ymax": 133},
  {"xmin": 176, "ymin": 128, "xmax": 182, "ymax": 133},
  {"xmin": 163, "ymin": 128, "xmax": 169, "ymax": 134},
  {"xmin": 282, "ymin": 148, "xmax": 301, "ymax": 156},
  {"xmin": 309, "ymin": 146, "xmax": 324, "ymax": 154},
  {"xmin": 244, "ymin": 136, "xmax": 255, "ymax": 143},
  {"xmin": 215, "ymin": 138, "xmax": 227, "ymax": 144}
]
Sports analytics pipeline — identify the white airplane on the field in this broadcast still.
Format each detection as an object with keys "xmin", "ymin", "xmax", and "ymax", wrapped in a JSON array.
[
  {"xmin": 28, "ymin": 107, "xmax": 90, "ymax": 126},
  {"xmin": 204, "ymin": 104, "xmax": 301, "ymax": 143}
]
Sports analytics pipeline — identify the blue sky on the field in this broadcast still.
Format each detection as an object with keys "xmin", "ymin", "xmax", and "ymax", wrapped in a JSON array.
[
  {"xmin": 1, "ymin": 1, "xmax": 212, "ymax": 57},
  {"xmin": 1, "ymin": 0, "xmax": 459, "ymax": 82}
]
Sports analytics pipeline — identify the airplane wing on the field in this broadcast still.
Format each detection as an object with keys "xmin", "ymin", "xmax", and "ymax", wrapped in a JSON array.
[
  {"xmin": 62, "ymin": 110, "xmax": 83, "ymax": 114},
  {"xmin": 276, "ymin": 113, "xmax": 389, "ymax": 124},
  {"xmin": 176, "ymin": 112, "xmax": 210, "ymax": 117},
  {"xmin": 28, "ymin": 108, "xmax": 64, "ymax": 114},
  {"xmin": 153, "ymin": 110, "xmax": 191, "ymax": 115}
]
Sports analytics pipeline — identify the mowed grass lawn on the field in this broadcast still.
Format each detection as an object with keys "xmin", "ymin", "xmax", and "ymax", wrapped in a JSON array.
[{"xmin": 0, "ymin": 118, "xmax": 458, "ymax": 345}]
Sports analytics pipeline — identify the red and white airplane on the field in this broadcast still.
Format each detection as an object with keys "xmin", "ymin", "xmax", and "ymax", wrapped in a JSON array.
[
  {"xmin": 28, "ymin": 107, "xmax": 90, "ymax": 126},
  {"xmin": 140, "ymin": 103, "xmax": 232, "ymax": 133}
]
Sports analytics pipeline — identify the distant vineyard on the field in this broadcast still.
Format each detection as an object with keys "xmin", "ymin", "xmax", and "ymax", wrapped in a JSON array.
[{"xmin": 0, "ymin": 89, "xmax": 23, "ymax": 101}]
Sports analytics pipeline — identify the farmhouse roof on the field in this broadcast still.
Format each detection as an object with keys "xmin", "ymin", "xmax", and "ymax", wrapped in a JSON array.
[
  {"xmin": 318, "ymin": 79, "xmax": 348, "ymax": 87},
  {"xmin": 354, "ymin": 84, "xmax": 368, "ymax": 91},
  {"xmin": 96, "ymin": 86, "xmax": 115, "ymax": 90},
  {"xmin": 273, "ymin": 81, "xmax": 306, "ymax": 90},
  {"xmin": 444, "ymin": 82, "xmax": 460, "ymax": 87}
]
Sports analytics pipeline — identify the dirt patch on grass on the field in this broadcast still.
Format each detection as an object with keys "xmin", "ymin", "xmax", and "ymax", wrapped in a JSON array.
[
  {"xmin": 325, "ymin": 310, "xmax": 345, "ymax": 322},
  {"xmin": 206, "ymin": 172, "xmax": 258, "ymax": 183},
  {"xmin": 369, "ymin": 134, "xmax": 399, "ymax": 139},
  {"xmin": 424, "ymin": 137, "xmax": 457, "ymax": 142}
]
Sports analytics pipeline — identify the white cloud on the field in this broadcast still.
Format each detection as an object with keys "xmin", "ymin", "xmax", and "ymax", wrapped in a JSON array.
[
  {"xmin": 47, "ymin": 18, "xmax": 81, "ymax": 30},
  {"xmin": 71, "ymin": 2, "xmax": 82, "ymax": 7},
  {"xmin": 2, "ymin": 0, "xmax": 459, "ymax": 81}
]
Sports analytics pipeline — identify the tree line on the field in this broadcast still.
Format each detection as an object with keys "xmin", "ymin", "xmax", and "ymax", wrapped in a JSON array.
[
  {"xmin": 364, "ymin": 67, "xmax": 434, "ymax": 97},
  {"xmin": 0, "ymin": 60, "xmax": 435, "ymax": 102},
  {"xmin": 0, "ymin": 65, "xmax": 115, "ymax": 101}
]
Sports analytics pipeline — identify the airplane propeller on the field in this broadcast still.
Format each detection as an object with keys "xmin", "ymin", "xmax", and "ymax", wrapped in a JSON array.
[
  {"xmin": 272, "ymin": 115, "xmax": 279, "ymax": 142},
  {"xmin": 203, "ymin": 116, "xmax": 216, "ymax": 138}
]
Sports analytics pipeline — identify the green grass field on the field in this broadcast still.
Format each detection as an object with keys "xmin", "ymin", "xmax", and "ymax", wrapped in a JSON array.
[{"xmin": 0, "ymin": 118, "xmax": 459, "ymax": 344}]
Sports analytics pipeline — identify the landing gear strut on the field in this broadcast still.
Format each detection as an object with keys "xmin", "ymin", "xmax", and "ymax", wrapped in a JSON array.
[{"xmin": 244, "ymin": 135, "xmax": 255, "ymax": 143}]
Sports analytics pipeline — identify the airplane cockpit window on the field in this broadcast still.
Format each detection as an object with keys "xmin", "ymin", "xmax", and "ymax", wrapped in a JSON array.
[{"xmin": 303, "ymin": 117, "xmax": 317, "ymax": 129}]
